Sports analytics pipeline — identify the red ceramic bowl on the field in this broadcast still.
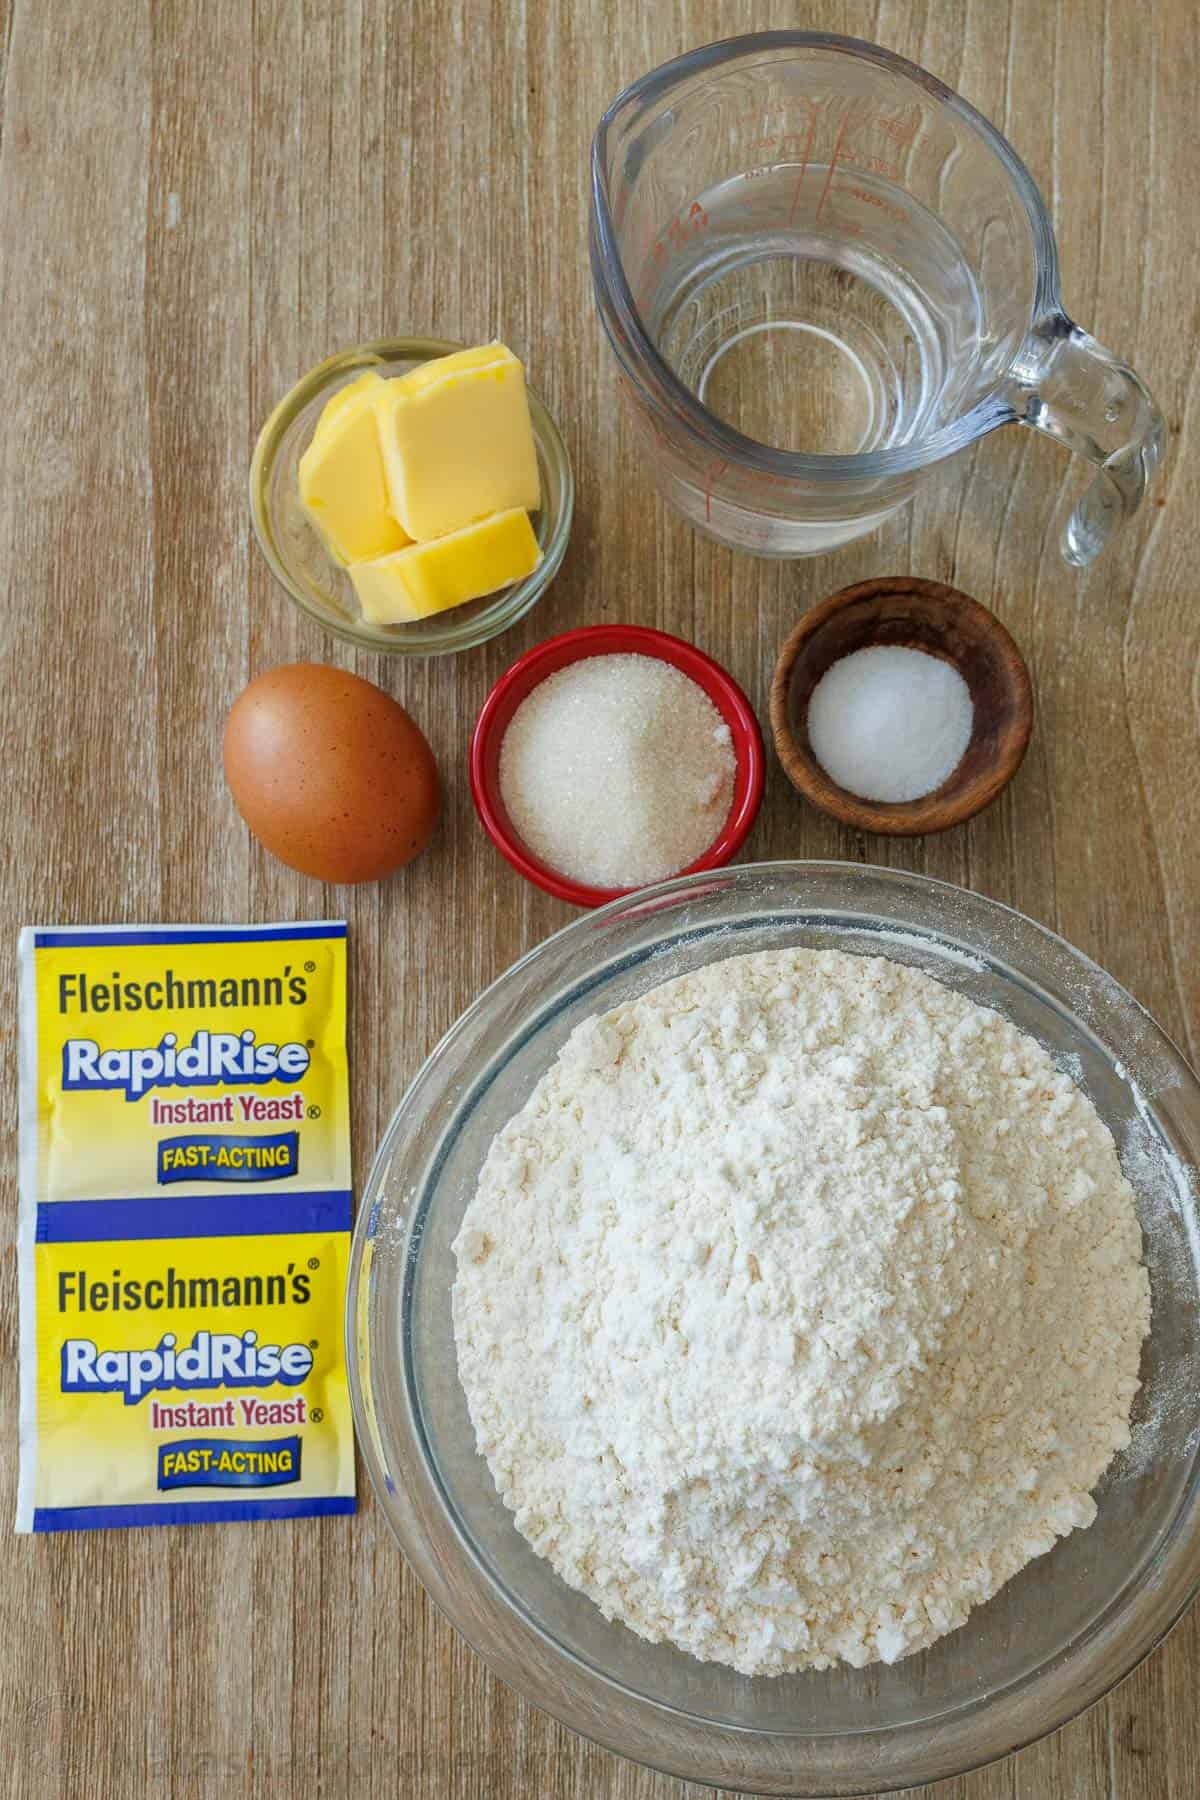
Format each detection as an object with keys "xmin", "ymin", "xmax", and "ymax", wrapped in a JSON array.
[{"xmin": 470, "ymin": 626, "xmax": 765, "ymax": 907}]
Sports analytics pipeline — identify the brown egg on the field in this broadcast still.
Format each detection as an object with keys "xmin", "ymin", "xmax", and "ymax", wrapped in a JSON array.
[{"xmin": 223, "ymin": 663, "xmax": 439, "ymax": 882}]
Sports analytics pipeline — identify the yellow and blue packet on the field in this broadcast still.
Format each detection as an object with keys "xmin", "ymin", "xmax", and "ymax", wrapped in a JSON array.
[{"xmin": 16, "ymin": 922, "xmax": 356, "ymax": 1531}]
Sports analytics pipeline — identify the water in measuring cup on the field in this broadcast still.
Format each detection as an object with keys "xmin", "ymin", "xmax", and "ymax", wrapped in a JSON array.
[{"xmin": 643, "ymin": 166, "xmax": 986, "ymax": 458}]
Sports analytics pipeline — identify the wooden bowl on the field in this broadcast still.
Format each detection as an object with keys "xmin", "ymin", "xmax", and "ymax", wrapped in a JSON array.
[{"xmin": 769, "ymin": 577, "xmax": 1033, "ymax": 836}]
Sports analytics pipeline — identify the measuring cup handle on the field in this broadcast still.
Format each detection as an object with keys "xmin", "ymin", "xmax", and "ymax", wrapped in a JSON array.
[{"xmin": 1014, "ymin": 311, "xmax": 1165, "ymax": 567}]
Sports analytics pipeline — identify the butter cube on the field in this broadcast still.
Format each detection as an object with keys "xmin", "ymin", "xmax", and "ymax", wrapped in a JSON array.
[
  {"xmin": 350, "ymin": 509, "xmax": 542, "ymax": 623},
  {"xmin": 298, "ymin": 372, "xmax": 412, "ymax": 565},
  {"xmin": 373, "ymin": 344, "xmax": 541, "ymax": 541}
]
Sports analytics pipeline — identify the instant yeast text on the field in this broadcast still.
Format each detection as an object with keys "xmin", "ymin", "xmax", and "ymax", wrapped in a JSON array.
[{"xmin": 17, "ymin": 922, "xmax": 356, "ymax": 1531}]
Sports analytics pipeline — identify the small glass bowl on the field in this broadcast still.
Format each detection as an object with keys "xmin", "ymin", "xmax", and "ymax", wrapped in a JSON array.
[{"xmin": 248, "ymin": 337, "xmax": 574, "ymax": 656}]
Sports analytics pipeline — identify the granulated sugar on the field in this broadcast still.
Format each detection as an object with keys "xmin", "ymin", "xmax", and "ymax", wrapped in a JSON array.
[
  {"xmin": 807, "ymin": 645, "xmax": 973, "ymax": 803},
  {"xmin": 498, "ymin": 654, "xmax": 735, "ymax": 889}
]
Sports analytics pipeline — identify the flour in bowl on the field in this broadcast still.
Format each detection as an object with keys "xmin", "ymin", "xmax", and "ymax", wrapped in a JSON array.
[{"xmin": 451, "ymin": 947, "xmax": 1150, "ymax": 1675}]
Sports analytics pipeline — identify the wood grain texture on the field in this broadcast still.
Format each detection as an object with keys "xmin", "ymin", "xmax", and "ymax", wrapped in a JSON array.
[{"xmin": 0, "ymin": 1, "xmax": 1196, "ymax": 1796}]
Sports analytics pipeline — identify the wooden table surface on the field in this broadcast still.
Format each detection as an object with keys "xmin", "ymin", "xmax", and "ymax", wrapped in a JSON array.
[{"xmin": 2, "ymin": 1, "xmax": 1197, "ymax": 1795}]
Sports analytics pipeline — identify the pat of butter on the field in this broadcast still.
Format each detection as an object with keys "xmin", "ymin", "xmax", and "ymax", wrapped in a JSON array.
[
  {"xmin": 373, "ymin": 344, "xmax": 541, "ymax": 541},
  {"xmin": 297, "ymin": 373, "xmax": 413, "ymax": 565},
  {"xmin": 350, "ymin": 508, "xmax": 542, "ymax": 623}
]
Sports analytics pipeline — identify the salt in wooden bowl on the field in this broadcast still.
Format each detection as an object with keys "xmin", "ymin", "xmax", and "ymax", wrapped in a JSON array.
[{"xmin": 769, "ymin": 577, "xmax": 1034, "ymax": 837}]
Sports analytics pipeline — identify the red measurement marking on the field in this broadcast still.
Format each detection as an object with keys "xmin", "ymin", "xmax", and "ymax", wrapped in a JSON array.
[
  {"xmin": 843, "ymin": 151, "xmax": 900, "ymax": 180},
  {"xmin": 860, "ymin": 105, "xmax": 922, "ymax": 146},
  {"xmin": 744, "ymin": 467, "xmax": 792, "ymax": 491},
  {"xmin": 632, "ymin": 201, "xmax": 707, "ymax": 311},
  {"xmin": 840, "ymin": 183, "xmax": 909, "ymax": 223},
  {"xmin": 651, "ymin": 202, "xmax": 708, "ymax": 263},
  {"xmin": 786, "ymin": 108, "xmax": 821, "ymax": 227},
  {"xmin": 815, "ymin": 112, "xmax": 852, "ymax": 225}
]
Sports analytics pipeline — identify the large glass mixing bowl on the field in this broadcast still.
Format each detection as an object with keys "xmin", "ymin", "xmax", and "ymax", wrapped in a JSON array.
[{"xmin": 347, "ymin": 864, "xmax": 1200, "ymax": 1795}]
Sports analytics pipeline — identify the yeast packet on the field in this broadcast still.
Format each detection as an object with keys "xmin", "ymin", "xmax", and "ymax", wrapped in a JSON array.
[{"xmin": 16, "ymin": 922, "xmax": 356, "ymax": 1531}]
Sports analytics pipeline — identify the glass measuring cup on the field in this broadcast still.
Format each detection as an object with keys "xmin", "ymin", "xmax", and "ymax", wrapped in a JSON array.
[{"xmin": 590, "ymin": 32, "xmax": 1164, "ymax": 562}]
